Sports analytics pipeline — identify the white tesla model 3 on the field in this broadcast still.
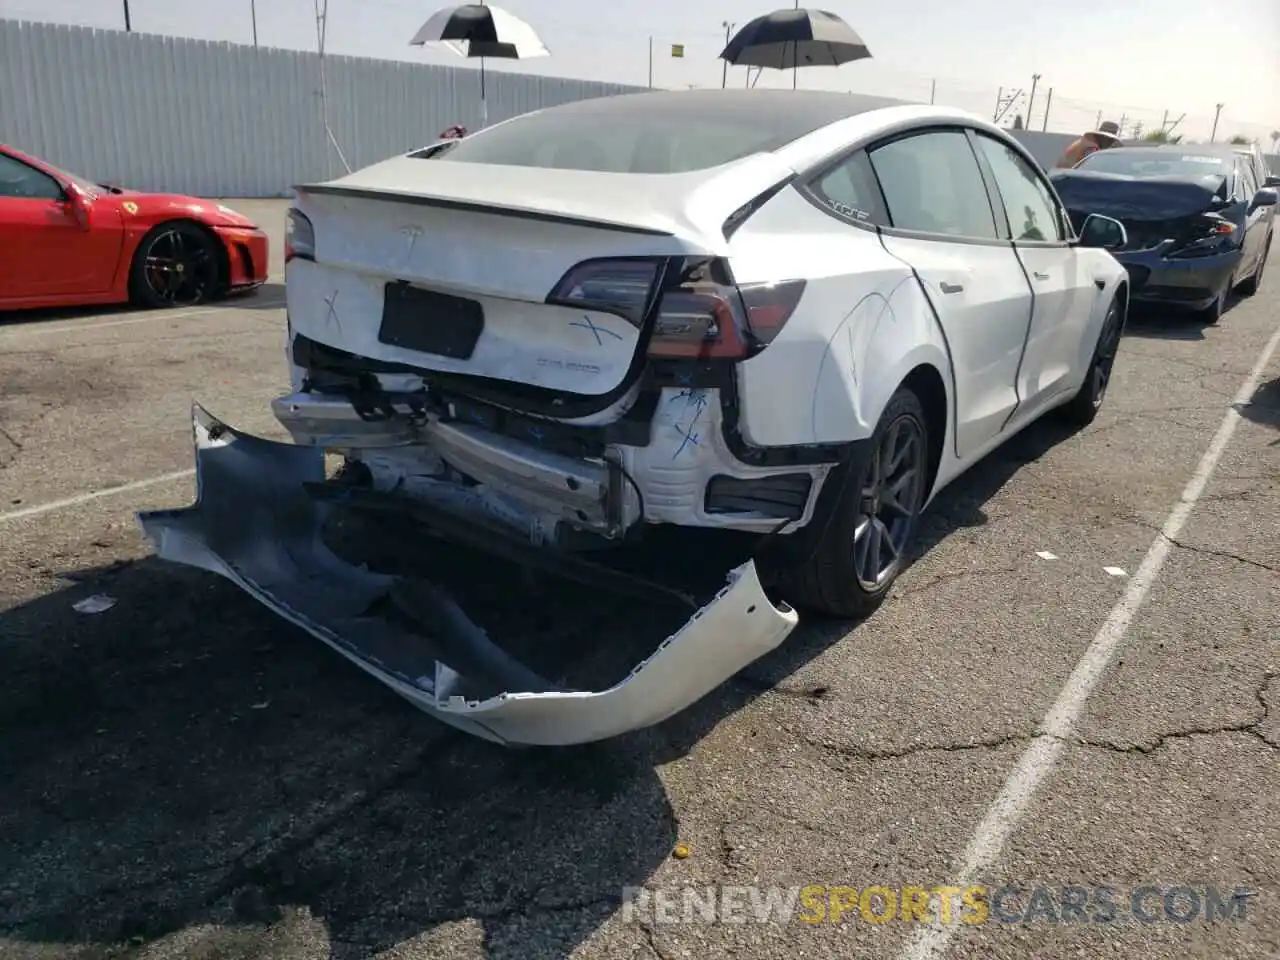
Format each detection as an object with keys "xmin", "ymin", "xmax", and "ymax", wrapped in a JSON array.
[{"xmin": 140, "ymin": 90, "xmax": 1131, "ymax": 745}]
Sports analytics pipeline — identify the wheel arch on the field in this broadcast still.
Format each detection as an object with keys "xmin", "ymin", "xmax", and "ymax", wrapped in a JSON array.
[
  {"xmin": 898, "ymin": 362, "xmax": 948, "ymax": 497},
  {"xmin": 129, "ymin": 217, "xmax": 230, "ymax": 303},
  {"xmin": 1114, "ymin": 280, "xmax": 1130, "ymax": 330}
]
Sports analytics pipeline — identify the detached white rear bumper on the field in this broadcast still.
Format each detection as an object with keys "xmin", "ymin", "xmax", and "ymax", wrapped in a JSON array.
[{"xmin": 136, "ymin": 405, "xmax": 799, "ymax": 746}]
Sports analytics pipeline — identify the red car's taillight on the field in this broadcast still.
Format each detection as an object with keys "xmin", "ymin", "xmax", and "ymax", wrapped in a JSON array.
[{"xmin": 548, "ymin": 257, "xmax": 805, "ymax": 362}]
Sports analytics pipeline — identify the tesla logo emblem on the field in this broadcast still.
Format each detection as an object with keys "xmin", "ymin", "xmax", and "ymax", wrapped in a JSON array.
[
  {"xmin": 398, "ymin": 225, "xmax": 423, "ymax": 262},
  {"xmin": 569, "ymin": 315, "xmax": 623, "ymax": 346}
]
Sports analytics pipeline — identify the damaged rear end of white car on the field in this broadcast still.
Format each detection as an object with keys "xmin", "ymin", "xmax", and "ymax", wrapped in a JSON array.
[{"xmin": 134, "ymin": 94, "xmax": 885, "ymax": 746}]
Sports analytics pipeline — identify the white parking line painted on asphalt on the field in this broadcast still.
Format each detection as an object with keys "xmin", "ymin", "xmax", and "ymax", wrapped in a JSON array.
[
  {"xmin": 899, "ymin": 318, "xmax": 1280, "ymax": 960},
  {"xmin": 0, "ymin": 469, "xmax": 195, "ymax": 525}
]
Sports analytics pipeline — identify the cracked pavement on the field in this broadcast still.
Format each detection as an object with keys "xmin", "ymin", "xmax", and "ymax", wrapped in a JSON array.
[{"xmin": 0, "ymin": 203, "xmax": 1277, "ymax": 959}]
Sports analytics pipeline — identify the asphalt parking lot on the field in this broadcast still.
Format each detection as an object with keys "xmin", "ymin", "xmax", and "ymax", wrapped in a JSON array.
[{"xmin": 1, "ymin": 198, "xmax": 1277, "ymax": 960}]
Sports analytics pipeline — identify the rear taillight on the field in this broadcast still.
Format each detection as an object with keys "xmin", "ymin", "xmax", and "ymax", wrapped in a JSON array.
[
  {"xmin": 547, "ymin": 257, "xmax": 804, "ymax": 361},
  {"xmin": 647, "ymin": 259, "xmax": 804, "ymax": 360},
  {"xmin": 284, "ymin": 208, "xmax": 315, "ymax": 263},
  {"xmin": 547, "ymin": 258, "xmax": 662, "ymax": 326}
]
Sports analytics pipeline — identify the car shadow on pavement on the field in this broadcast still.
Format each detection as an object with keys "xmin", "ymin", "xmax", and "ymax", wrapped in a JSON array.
[
  {"xmin": 0, "ymin": 417, "xmax": 1080, "ymax": 958},
  {"xmin": 649, "ymin": 413, "xmax": 1084, "ymax": 758},
  {"xmin": 0, "ymin": 285, "xmax": 284, "ymax": 327},
  {"xmin": 0, "ymin": 558, "xmax": 677, "ymax": 959},
  {"xmin": 226, "ymin": 282, "xmax": 286, "ymax": 309},
  {"xmin": 1121, "ymin": 303, "xmax": 1211, "ymax": 341},
  {"xmin": 1238, "ymin": 376, "xmax": 1280, "ymax": 443}
]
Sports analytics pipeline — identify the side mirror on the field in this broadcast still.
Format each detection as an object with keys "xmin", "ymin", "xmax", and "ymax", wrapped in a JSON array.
[
  {"xmin": 1265, "ymin": 176, "xmax": 1280, "ymax": 189},
  {"xmin": 1250, "ymin": 187, "xmax": 1278, "ymax": 210},
  {"xmin": 62, "ymin": 181, "xmax": 92, "ymax": 229},
  {"xmin": 1078, "ymin": 213, "xmax": 1127, "ymax": 251}
]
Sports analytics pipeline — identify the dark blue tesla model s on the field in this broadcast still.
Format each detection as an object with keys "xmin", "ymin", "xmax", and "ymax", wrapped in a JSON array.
[{"xmin": 1050, "ymin": 145, "xmax": 1277, "ymax": 324}]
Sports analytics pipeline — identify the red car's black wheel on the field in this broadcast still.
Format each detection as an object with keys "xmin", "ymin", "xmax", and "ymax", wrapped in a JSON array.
[{"xmin": 129, "ymin": 221, "xmax": 224, "ymax": 308}]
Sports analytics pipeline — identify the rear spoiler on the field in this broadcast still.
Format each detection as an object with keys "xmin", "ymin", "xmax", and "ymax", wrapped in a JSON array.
[{"xmin": 291, "ymin": 182, "xmax": 676, "ymax": 237}]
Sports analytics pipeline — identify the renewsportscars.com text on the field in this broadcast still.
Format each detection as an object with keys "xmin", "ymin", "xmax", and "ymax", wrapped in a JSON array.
[{"xmin": 621, "ymin": 884, "xmax": 1253, "ymax": 926}]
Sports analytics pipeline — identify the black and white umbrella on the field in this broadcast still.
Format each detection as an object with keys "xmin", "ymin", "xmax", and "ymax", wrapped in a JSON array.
[
  {"xmin": 410, "ymin": 4, "xmax": 549, "ymax": 124},
  {"xmin": 720, "ymin": 7, "xmax": 872, "ymax": 89}
]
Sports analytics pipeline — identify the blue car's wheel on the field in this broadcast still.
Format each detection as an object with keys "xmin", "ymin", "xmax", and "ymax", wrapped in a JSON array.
[
  {"xmin": 1238, "ymin": 234, "xmax": 1270, "ymax": 297},
  {"xmin": 1198, "ymin": 275, "xmax": 1231, "ymax": 325}
]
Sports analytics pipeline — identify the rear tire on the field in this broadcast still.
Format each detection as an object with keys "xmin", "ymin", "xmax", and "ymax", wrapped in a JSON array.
[
  {"xmin": 766, "ymin": 387, "xmax": 929, "ymax": 620},
  {"xmin": 1237, "ymin": 235, "xmax": 1270, "ymax": 297},
  {"xmin": 1060, "ymin": 298, "xmax": 1123, "ymax": 427}
]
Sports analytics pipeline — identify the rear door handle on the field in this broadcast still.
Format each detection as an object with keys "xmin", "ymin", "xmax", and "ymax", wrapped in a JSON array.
[
  {"xmin": 939, "ymin": 281, "xmax": 964, "ymax": 294},
  {"xmin": 1033, "ymin": 271, "xmax": 1050, "ymax": 281}
]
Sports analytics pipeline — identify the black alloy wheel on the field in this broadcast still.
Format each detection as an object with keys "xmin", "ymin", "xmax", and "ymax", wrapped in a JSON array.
[
  {"xmin": 853, "ymin": 414, "xmax": 926, "ymax": 591},
  {"xmin": 131, "ymin": 222, "xmax": 221, "ymax": 308},
  {"xmin": 1062, "ymin": 299, "xmax": 1123, "ymax": 426}
]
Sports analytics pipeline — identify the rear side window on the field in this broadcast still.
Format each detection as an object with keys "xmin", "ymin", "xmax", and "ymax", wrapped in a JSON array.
[
  {"xmin": 808, "ymin": 151, "xmax": 886, "ymax": 225},
  {"xmin": 868, "ymin": 131, "xmax": 999, "ymax": 240}
]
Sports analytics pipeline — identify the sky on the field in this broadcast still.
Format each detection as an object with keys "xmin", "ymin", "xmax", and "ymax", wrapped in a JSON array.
[{"xmin": 1, "ymin": 0, "xmax": 1276, "ymax": 144}]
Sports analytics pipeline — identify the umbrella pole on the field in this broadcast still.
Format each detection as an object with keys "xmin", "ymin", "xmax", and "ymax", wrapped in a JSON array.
[
  {"xmin": 792, "ymin": 0, "xmax": 798, "ymax": 89},
  {"xmin": 480, "ymin": 56, "xmax": 488, "ymax": 127}
]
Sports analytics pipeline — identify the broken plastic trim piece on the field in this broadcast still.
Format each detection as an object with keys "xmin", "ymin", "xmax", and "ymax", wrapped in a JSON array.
[{"xmin": 135, "ymin": 404, "xmax": 800, "ymax": 746}]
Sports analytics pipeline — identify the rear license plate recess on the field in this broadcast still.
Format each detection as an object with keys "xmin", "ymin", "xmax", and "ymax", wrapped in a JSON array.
[{"xmin": 378, "ymin": 282, "xmax": 484, "ymax": 360}]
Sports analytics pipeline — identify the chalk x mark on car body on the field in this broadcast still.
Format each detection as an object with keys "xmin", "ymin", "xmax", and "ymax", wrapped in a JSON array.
[{"xmin": 569, "ymin": 314, "xmax": 624, "ymax": 344}]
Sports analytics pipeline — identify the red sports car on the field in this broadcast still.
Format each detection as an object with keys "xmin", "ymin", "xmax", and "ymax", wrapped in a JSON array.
[{"xmin": 0, "ymin": 144, "xmax": 270, "ymax": 311}]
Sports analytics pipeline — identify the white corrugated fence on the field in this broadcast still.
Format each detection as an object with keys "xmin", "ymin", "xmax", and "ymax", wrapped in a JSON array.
[
  {"xmin": 0, "ymin": 19, "xmax": 643, "ymax": 196},
  {"xmin": 2, "ymin": 20, "xmax": 1274, "ymax": 197}
]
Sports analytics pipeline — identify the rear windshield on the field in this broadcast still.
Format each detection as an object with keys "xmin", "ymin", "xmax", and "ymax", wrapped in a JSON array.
[
  {"xmin": 426, "ymin": 95, "xmax": 856, "ymax": 174},
  {"xmin": 1077, "ymin": 149, "xmax": 1231, "ymax": 178}
]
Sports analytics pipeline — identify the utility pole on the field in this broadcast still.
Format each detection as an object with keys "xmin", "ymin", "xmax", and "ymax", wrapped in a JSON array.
[
  {"xmin": 648, "ymin": 36, "xmax": 653, "ymax": 88},
  {"xmin": 1026, "ymin": 73, "xmax": 1041, "ymax": 128},
  {"xmin": 123, "ymin": 0, "xmax": 131, "ymax": 31},
  {"xmin": 720, "ymin": 21, "xmax": 734, "ymax": 88},
  {"xmin": 993, "ymin": 88, "xmax": 1023, "ymax": 125},
  {"xmin": 993, "ymin": 87, "xmax": 1003, "ymax": 122},
  {"xmin": 251, "ymin": 0, "xmax": 258, "ymax": 46},
  {"xmin": 1210, "ymin": 103, "xmax": 1224, "ymax": 143},
  {"xmin": 1041, "ymin": 87, "xmax": 1053, "ymax": 131},
  {"xmin": 1095, "ymin": 110, "xmax": 1102, "ymax": 129},
  {"xmin": 929, "ymin": 78, "xmax": 936, "ymax": 104}
]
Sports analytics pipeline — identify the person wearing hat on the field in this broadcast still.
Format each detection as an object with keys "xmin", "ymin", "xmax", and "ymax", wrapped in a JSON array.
[{"xmin": 1053, "ymin": 120, "xmax": 1123, "ymax": 168}]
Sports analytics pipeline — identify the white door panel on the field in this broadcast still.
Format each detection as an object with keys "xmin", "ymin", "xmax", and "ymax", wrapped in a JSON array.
[
  {"xmin": 1012, "ymin": 246, "xmax": 1090, "ymax": 413},
  {"xmin": 970, "ymin": 130, "xmax": 1092, "ymax": 418},
  {"xmin": 879, "ymin": 235, "xmax": 1033, "ymax": 457}
]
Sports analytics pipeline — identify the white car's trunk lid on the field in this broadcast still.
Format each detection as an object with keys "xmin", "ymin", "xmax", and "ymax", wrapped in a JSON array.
[{"xmin": 287, "ymin": 153, "xmax": 794, "ymax": 399}]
